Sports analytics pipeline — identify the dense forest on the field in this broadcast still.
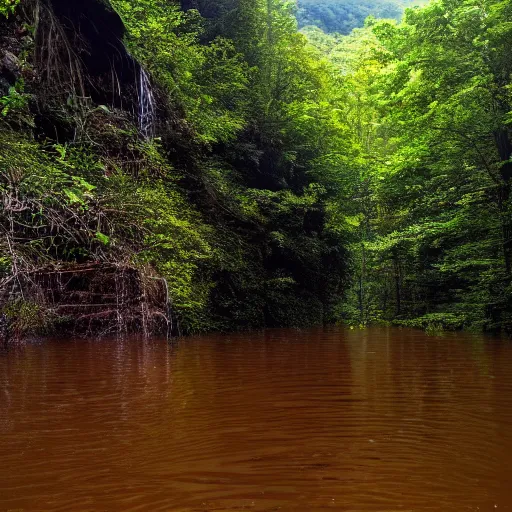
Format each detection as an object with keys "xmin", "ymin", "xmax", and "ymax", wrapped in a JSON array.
[
  {"xmin": 296, "ymin": 0, "xmax": 425, "ymax": 34},
  {"xmin": 0, "ymin": 0, "xmax": 511, "ymax": 340}
]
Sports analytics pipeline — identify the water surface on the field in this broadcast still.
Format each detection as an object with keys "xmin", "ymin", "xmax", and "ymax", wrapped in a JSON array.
[{"xmin": 1, "ymin": 326, "xmax": 512, "ymax": 511}]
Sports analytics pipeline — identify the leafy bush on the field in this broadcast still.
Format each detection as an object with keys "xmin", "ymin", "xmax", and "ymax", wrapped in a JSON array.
[
  {"xmin": 2, "ymin": 300, "xmax": 56, "ymax": 338},
  {"xmin": 0, "ymin": 0, "xmax": 19, "ymax": 17},
  {"xmin": 395, "ymin": 313, "xmax": 466, "ymax": 332}
]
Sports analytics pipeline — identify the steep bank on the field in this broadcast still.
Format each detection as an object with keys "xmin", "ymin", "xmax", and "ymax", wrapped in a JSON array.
[{"xmin": 0, "ymin": 0, "xmax": 349, "ymax": 340}]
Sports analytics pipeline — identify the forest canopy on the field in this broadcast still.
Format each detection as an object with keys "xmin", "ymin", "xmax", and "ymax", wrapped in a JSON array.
[{"xmin": 295, "ymin": 0, "xmax": 425, "ymax": 34}]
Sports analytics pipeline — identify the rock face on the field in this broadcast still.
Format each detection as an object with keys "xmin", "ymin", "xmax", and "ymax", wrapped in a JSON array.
[
  {"xmin": 2, "ymin": 50, "xmax": 19, "ymax": 75},
  {"xmin": 0, "ymin": 29, "xmax": 22, "ymax": 93}
]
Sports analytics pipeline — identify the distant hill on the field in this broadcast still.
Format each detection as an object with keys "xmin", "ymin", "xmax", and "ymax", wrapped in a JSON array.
[{"xmin": 296, "ymin": 0, "xmax": 425, "ymax": 34}]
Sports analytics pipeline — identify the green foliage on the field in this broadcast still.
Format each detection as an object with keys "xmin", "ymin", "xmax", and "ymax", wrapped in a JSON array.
[
  {"xmin": 132, "ymin": 182, "xmax": 215, "ymax": 331},
  {"xmin": 396, "ymin": 313, "xmax": 466, "ymax": 333},
  {"xmin": 0, "ymin": 0, "xmax": 19, "ymax": 17},
  {"xmin": 0, "ymin": 79, "xmax": 33, "ymax": 126},
  {"xmin": 6, "ymin": 0, "xmax": 509, "ymax": 338},
  {"xmin": 0, "ymin": 132, "xmax": 105, "ymax": 264},
  {"xmin": 1, "ymin": 80, "xmax": 28, "ymax": 116},
  {"xmin": 3, "ymin": 0, "xmax": 348, "ymax": 336},
  {"xmin": 296, "ymin": 0, "xmax": 425, "ymax": 34},
  {"xmin": 111, "ymin": 0, "xmax": 249, "ymax": 143},
  {"xmin": 2, "ymin": 300, "xmax": 55, "ymax": 337},
  {"xmin": 321, "ymin": 0, "xmax": 512, "ymax": 333}
]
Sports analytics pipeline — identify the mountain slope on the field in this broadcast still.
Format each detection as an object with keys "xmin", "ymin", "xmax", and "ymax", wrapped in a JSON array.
[{"xmin": 296, "ymin": 0, "xmax": 426, "ymax": 34}]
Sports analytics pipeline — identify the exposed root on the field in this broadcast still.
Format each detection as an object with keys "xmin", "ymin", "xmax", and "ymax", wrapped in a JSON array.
[{"xmin": 0, "ymin": 263, "xmax": 173, "ymax": 341}]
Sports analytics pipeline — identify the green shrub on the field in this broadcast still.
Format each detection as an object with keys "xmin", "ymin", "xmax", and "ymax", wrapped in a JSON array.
[
  {"xmin": 395, "ymin": 313, "xmax": 466, "ymax": 333},
  {"xmin": 3, "ymin": 300, "xmax": 56, "ymax": 338},
  {"xmin": 0, "ymin": 0, "xmax": 19, "ymax": 17}
]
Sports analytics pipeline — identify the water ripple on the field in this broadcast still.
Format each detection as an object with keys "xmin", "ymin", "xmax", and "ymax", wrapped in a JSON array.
[{"xmin": 1, "ymin": 327, "xmax": 512, "ymax": 511}]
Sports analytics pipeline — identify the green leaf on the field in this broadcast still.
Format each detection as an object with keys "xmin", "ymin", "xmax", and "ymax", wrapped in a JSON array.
[{"xmin": 95, "ymin": 232, "xmax": 110, "ymax": 246}]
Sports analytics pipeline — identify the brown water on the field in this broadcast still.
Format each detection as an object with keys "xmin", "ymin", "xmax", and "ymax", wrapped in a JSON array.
[{"xmin": 1, "ymin": 327, "xmax": 512, "ymax": 511}]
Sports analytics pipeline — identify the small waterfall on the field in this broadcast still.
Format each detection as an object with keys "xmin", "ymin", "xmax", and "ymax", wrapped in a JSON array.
[{"xmin": 138, "ymin": 67, "xmax": 155, "ymax": 138}]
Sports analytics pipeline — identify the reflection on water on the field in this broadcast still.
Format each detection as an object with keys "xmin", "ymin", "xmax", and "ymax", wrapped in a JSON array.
[{"xmin": 1, "ymin": 327, "xmax": 512, "ymax": 511}]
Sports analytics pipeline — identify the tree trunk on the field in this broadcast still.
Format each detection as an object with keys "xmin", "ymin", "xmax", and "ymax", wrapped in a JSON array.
[
  {"xmin": 359, "ymin": 243, "xmax": 366, "ymax": 324},
  {"xmin": 392, "ymin": 250, "xmax": 401, "ymax": 317},
  {"xmin": 494, "ymin": 129, "xmax": 512, "ymax": 275}
]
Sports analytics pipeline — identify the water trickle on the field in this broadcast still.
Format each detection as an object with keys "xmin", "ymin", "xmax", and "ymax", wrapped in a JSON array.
[{"xmin": 138, "ymin": 67, "xmax": 155, "ymax": 138}]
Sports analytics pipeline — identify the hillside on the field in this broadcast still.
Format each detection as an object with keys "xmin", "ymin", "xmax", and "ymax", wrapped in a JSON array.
[
  {"xmin": 297, "ymin": 0, "xmax": 425, "ymax": 34},
  {"xmin": 0, "ymin": 0, "xmax": 349, "ymax": 339}
]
